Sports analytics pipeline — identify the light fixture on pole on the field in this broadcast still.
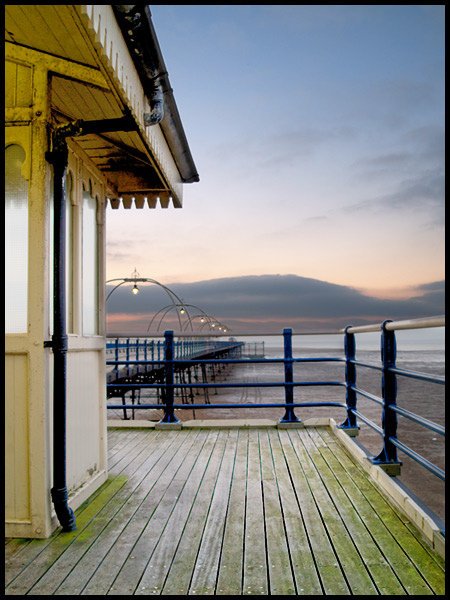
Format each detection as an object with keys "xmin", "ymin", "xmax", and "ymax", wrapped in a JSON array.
[{"xmin": 131, "ymin": 267, "xmax": 140, "ymax": 295}]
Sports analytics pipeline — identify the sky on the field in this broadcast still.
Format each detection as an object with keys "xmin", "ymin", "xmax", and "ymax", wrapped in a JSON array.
[{"xmin": 106, "ymin": 5, "xmax": 445, "ymax": 334}]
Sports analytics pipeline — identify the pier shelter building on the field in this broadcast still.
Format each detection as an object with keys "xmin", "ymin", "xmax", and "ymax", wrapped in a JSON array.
[{"xmin": 5, "ymin": 5, "xmax": 198, "ymax": 538}]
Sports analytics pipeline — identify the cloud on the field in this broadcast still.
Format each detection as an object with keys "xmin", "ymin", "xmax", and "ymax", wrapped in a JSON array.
[
  {"xmin": 211, "ymin": 125, "xmax": 355, "ymax": 176},
  {"xmin": 344, "ymin": 165, "xmax": 444, "ymax": 223},
  {"xmin": 260, "ymin": 5, "xmax": 370, "ymax": 31},
  {"xmin": 338, "ymin": 125, "xmax": 445, "ymax": 226},
  {"xmin": 106, "ymin": 274, "xmax": 445, "ymax": 332},
  {"xmin": 410, "ymin": 280, "xmax": 445, "ymax": 313}
]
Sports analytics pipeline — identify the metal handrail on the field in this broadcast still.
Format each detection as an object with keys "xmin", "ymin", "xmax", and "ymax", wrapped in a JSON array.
[
  {"xmin": 106, "ymin": 316, "xmax": 445, "ymax": 482},
  {"xmin": 106, "ymin": 314, "xmax": 445, "ymax": 338}
]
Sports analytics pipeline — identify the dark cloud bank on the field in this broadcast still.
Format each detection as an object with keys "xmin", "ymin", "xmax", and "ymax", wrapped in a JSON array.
[{"xmin": 106, "ymin": 274, "xmax": 445, "ymax": 332}]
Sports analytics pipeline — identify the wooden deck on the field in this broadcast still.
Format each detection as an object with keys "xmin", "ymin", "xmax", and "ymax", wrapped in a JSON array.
[{"xmin": 5, "ymin": 425, "xmax": 445, "ymax": 595}]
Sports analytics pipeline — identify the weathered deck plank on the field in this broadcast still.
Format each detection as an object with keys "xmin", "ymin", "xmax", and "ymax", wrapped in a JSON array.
[
  {"xmin": 314, "ymin": 428, "xmax": 444, "ymax": 595},
  {"xmin": 259, "ymin": 430, "xmax": 296, "ymax": 595},
  {"xmin": 214, "ymin": 431, "xmax": 247, "ymax": 596},
  {"xmin": 5, "ymin": 426, "xmax": 445, "ymax": 595},
  {"xmin": 243, "ymin": 429, "xmax": 269, "ymax": 595},
  {"xmin": 267, "ymin": 429, "xmax": 323, "ymax": 595}
]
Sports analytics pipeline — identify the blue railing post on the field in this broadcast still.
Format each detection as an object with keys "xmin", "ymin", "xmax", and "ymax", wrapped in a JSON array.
[
  {"xmin": 280, "ymin": 328, "xmax": 300, "ymax": 423},
  {"xmin": 340, "ymin": 326, "xmax": 359, "ymax": 433},
  {"xmin": 114, "ymin": 338, "xmax": 119, "ymax": 373},
  {"xmin": 159, "ymin": 330, "xmax": 179, "ymax": 424},
  {"xmin": 372, "ymin": 320, "xmax": 402, "ymax": 471}
]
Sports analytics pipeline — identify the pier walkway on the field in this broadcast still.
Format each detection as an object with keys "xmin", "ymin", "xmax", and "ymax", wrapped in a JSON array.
[
  {"xmin": 106, "ymin": 338, "xmax": 244, "ymax": 418},
  {"xmin": 5, "ymin": 421, "xmax": 444, "ymax": 595}
]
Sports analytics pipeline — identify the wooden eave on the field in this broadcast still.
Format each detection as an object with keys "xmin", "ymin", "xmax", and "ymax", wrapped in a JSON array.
[{"xmin": 5, "ymin": 4, "xmax": 186, "ymax": 209}]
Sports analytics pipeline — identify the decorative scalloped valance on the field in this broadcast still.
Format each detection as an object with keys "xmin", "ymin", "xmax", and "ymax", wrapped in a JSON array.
[{"xmin": 107, "ymin": 193, "xmax": 179, "ymax": 209}]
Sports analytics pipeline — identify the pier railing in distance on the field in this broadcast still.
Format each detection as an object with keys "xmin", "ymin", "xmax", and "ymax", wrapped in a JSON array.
[{"xmin": 106, "ymin": 315, "xmax": 445, "ymax": 485}]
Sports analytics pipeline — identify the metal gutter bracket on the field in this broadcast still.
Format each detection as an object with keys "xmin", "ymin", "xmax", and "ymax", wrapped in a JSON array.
[
  {"xmin": 143, "ymin": 79, "xmax": 164, "ymax": 126},
  {"xmin": 113, "ymin": 5, "xmax": 164, "ymax": 126}
]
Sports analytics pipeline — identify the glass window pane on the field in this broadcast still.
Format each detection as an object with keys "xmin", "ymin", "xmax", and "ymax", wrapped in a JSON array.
[
  {"xmin": 49, "ymin": 172, "xmax": 75, "ymax": 335},
  {"xmin": 5, "ymin": 144, "xmax": 28, "ymax": 334},
  {"xmin": 66, "ymin": 172, "xmax": 74, "ymax": 333},
  {"xmin": 82, "ymin": 188, "xmax": 98, "ymax": 334}
]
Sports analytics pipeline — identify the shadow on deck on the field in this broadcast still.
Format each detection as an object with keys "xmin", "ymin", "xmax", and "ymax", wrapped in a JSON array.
[{"xmin": 5, "ymin": 421, "xmax": 445, "ymax": 595}]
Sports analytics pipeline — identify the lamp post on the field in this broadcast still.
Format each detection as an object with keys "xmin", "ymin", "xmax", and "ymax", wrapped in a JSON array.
[
  {"xmin": 106, "ymin": 269, "xmax": 187, "ymax": 330},
  {"xmin": 197, "ymin": 315, "xmax": 229, "ymax": 332}
]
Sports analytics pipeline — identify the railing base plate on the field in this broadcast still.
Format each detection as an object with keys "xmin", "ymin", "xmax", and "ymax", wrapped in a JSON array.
[
  {"xmin": 369, "ymin": 458, "xmax": 402, "ymax": 476},
  {"xmin": 278, "ymin": 420, "xmax": 303, "ymax": 429},
  {"xmin": 338, "ymin": 426, "xmax": 360, "ymax": 437},
  {"xmin": 155, "ymin": 421, "xmax": 182, "ymax": 430}
]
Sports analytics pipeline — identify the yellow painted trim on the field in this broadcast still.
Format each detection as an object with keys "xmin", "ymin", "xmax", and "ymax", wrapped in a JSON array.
[
  {"xmin": 5, "ymin": 41, "xmax": 108, "ymax": 90},
  {"xmin": 5, "ymin": 107, "xmax": 34, "ymax": 123}
]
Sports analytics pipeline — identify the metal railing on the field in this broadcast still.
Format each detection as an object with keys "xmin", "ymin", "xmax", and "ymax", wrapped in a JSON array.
[
  {"xmin": 106, "ymin": 315, "xmax": 445, "ymax": 483},
  {"xmin": 106, "ymin": 337, "xmax": 237, "ymax": 367}
]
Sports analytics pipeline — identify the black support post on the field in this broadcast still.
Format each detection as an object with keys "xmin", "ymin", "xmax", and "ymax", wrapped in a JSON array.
[
  {"xmin": 159, "ymin": 331, "xmax": 180, "ymax": 424},
  {"xmin": 339, "ymin": 326, "xmax": 359, "ymax": 433},
  {"xmin": 372, "ymin": 320, "xmax": 402, "ymax": 473},
  {"xmin": 280, "ymin": 328, "xmax": 300, "ymax": 423}
]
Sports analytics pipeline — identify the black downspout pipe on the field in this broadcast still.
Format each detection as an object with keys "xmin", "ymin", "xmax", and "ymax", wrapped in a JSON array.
[
  {"xmin": 46, "ymin": 122, "xmax": 80, "ymax": 532},
  {"xmin": 45, "ymin": 116, "xmax": 135, "ymax": 531}
]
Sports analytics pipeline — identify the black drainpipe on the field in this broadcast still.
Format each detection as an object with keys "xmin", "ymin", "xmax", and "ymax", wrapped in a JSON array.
[
  {"xmin": 46, "ymin": 121, "xmax": 81, "ymax": 532},
  {"xmin": 45, "ymin": 114, "xmax": 136, "ymax": 531}
]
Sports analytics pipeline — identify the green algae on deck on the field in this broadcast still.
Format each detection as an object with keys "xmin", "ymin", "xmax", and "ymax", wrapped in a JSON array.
[
  {"xmin": 5, "ymin": 428, "xmax": 445, "ymax": 595},
  {"xmin": 5, "ymin": 476, "xmax": 128, "ymax": 595}
]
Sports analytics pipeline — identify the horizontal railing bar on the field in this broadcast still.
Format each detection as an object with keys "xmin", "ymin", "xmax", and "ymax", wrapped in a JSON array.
[
  {"xmin": 106, "ymin": 330, "xmax": 343, "ymax": 338},
  {"xmin": 351, "ymin": 386, "xmax": 384, "ymax": 406},
  {"xmin": 107, "ymin": 381, "xmax": 346, "ymax": 389},
  {"xmin": 385, "ymin": 315, "xmax": 445, "ymax": 331},
  {"xmin": 344, "ymin": 323, "xmax": 384, "ymax": 334},
  {"xmin": 389, "ymin": 438, "xmax": 445, "ymax": 481},
  {"xmin": 106, "ymin": 357, "xmax": 345, "ymax": 366},
  {"xmin": 350, "ymin": 409, "xmax": 384, "ymax": 436},
  {"xmin": 350, "ymin": 360, "xmax": 444, "ymax": 384},
  {"xmin": 388, "ymin": 405, "xmax": 445, "ymax": 435},
  {"xmin": 105, "ymin": 344, "xmax": 241, "ymax": 348},
  {"xmin": 389, "ymin": 366, "xmax": 445, "ymax": 385},
  {"xmin": 350, "ymin": 359, "xmax": 383, "ymax": 372},
  {"xmin": 107, "ymin": 402, "xmax": 348, "ymax": 410},
  {"xmin": 106, "ymin": 315, "xmax": 445, "ymax": 339},
  {"xmin": 345, "ymin": 315, "xmax": 445, "ymax": 334},
  {"xmin": 107, "ymin": 361, "xmax": 165, "ymax": 365}
]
